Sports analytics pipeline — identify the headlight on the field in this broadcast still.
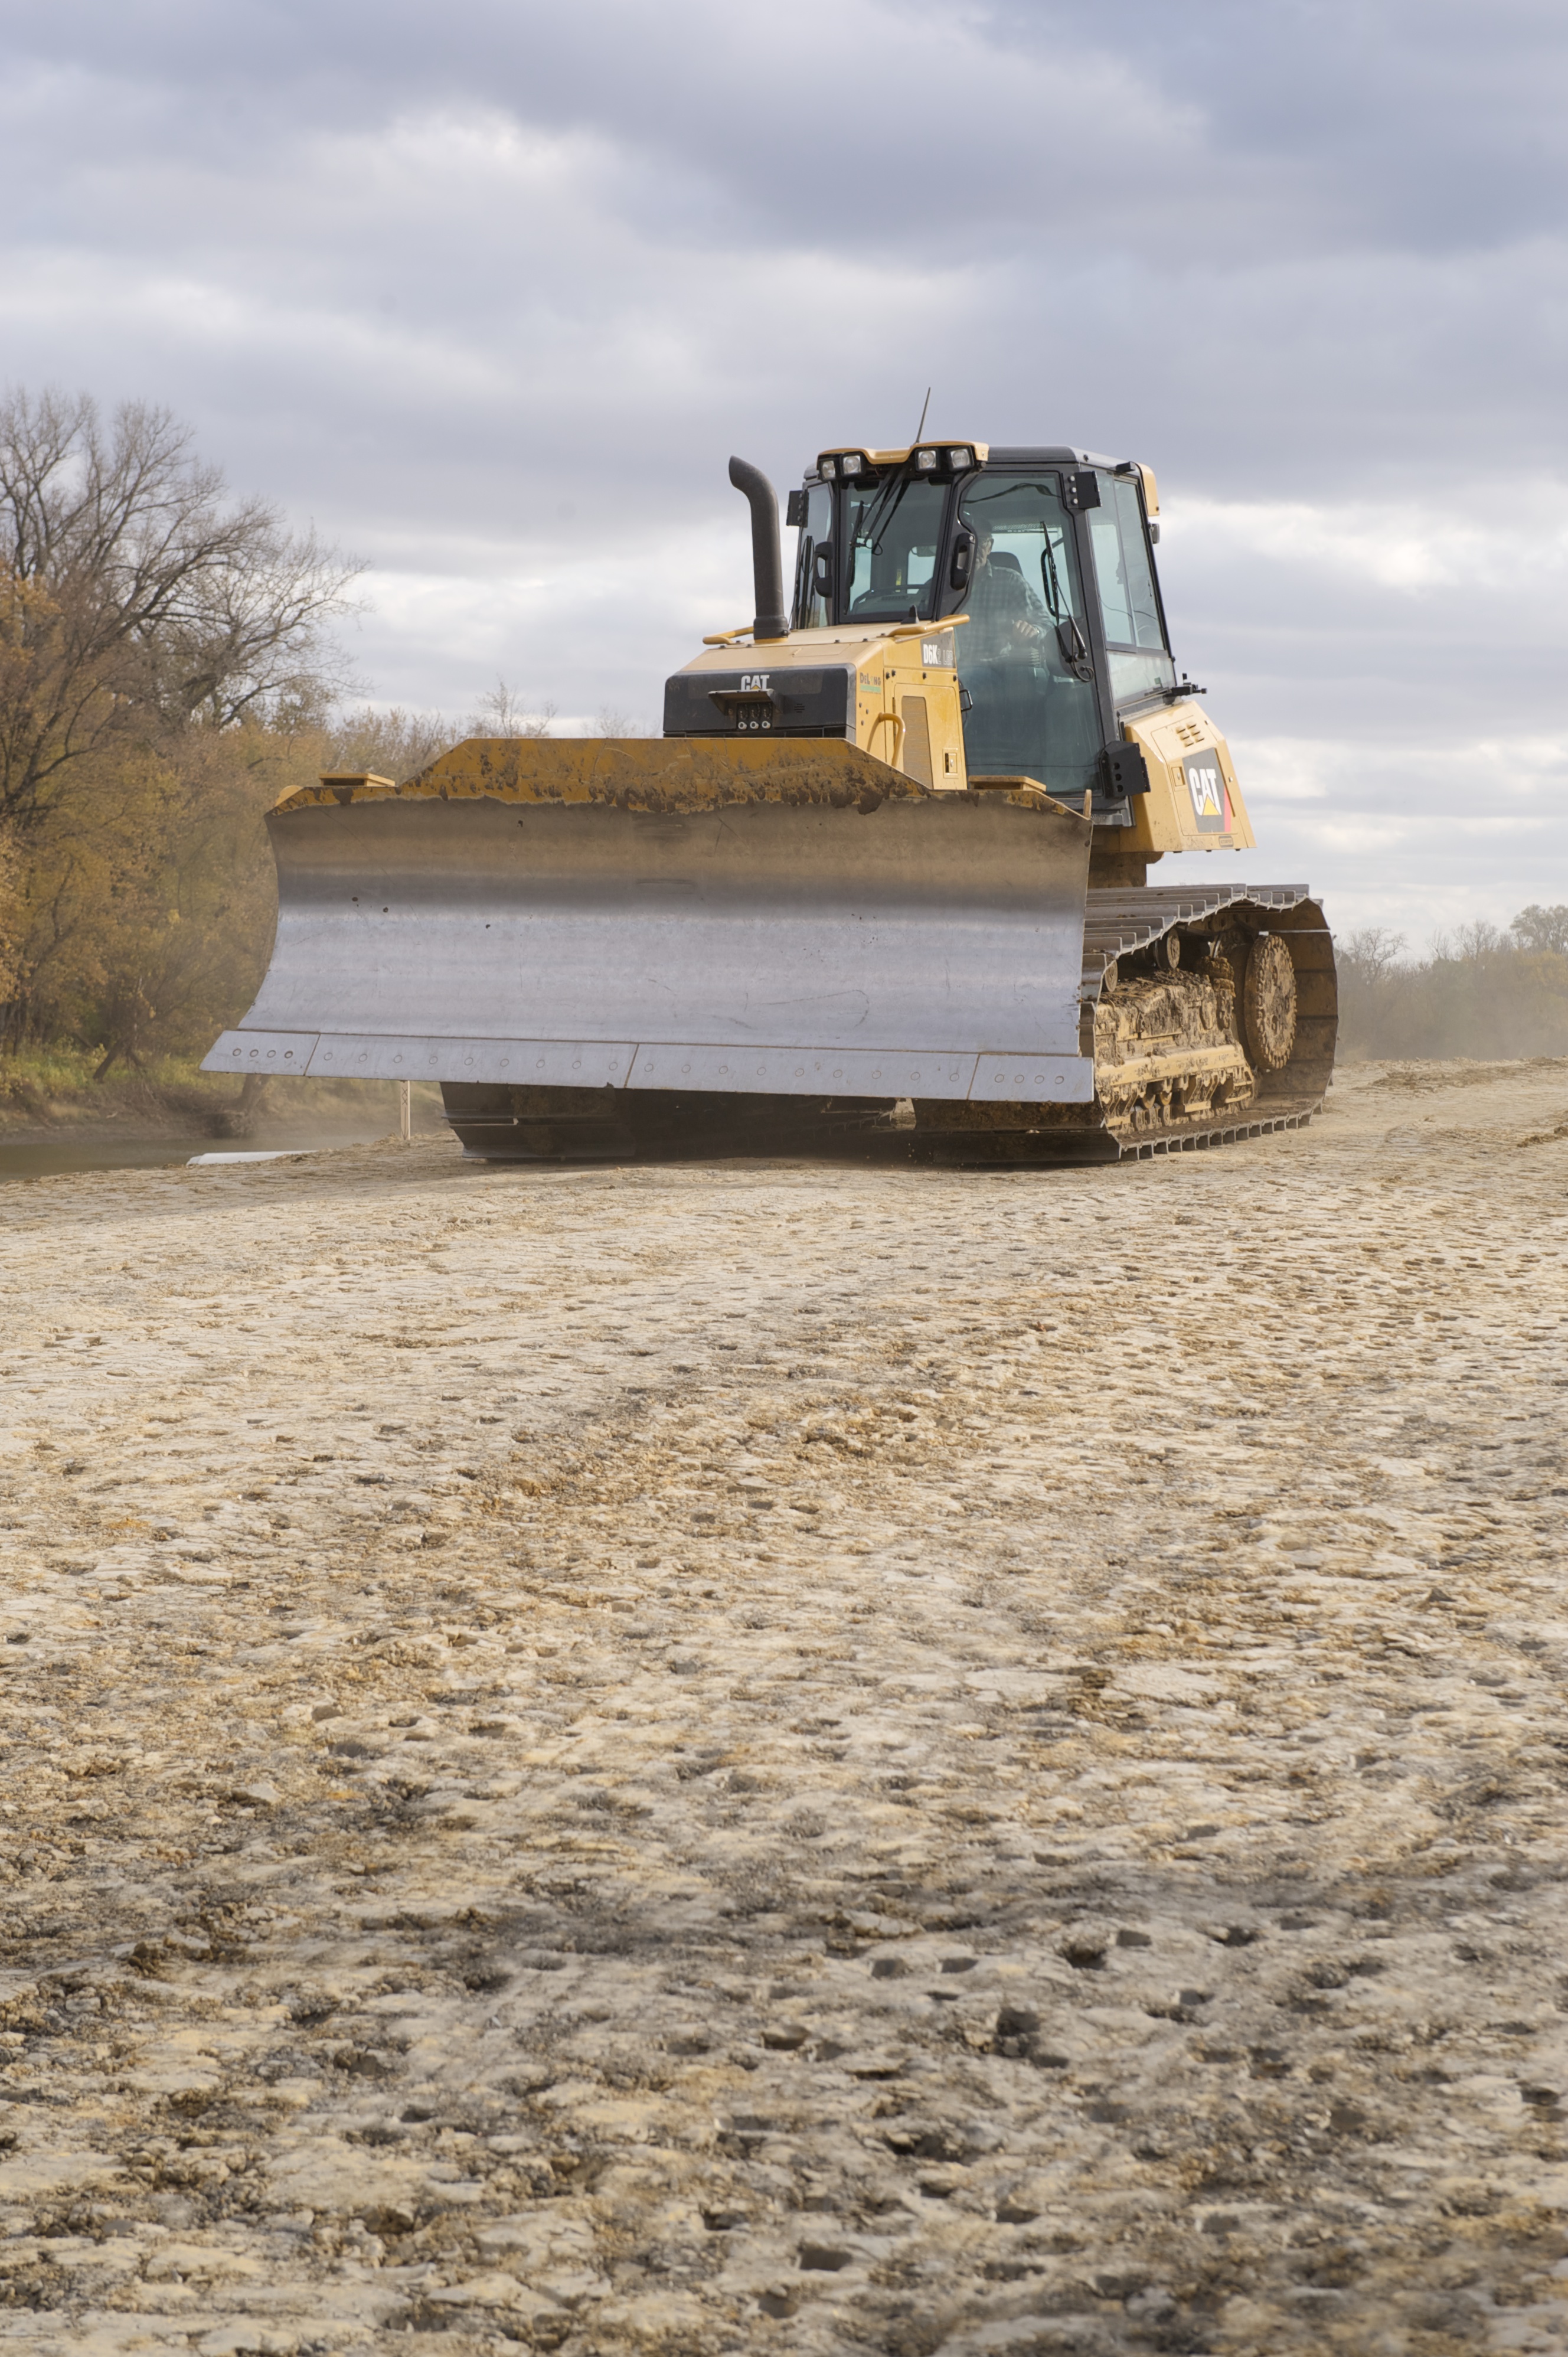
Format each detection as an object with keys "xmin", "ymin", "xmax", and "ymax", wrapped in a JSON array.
[
  {"xmin": 915, "ymin": 448, "xmax": 937, "ymax": 471},
  {"xmin": 948, "ymin": 447, "xmax": 973, "ymax": 471},
  {"xmin": 841, "ymin": 452, "xmax": 863, "ymax": 476},
  {"xmin": 819, "ymin": 456, "xmax": 837, "ymax": 480}
]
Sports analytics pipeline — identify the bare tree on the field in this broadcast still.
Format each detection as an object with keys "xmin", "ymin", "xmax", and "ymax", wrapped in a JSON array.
[
  {"xmin": 325, "ymin": 704, "xmax": 454, "ymax": 782},
  {"xmin": 465, "ymin": 677, "xmax": 554, "ymax": 739},
  {"xmin": 1337, "ymin": 926, "xmax": 1407, "ymax": 988},
  {"xmin": 589, "ymin": 704, "xmax": 649, "ymax": 737},
  {"xmin": 0, "ymin": 822, "xmax": 21, "ymax": 1004},
  {"xmin": 0, "ymin": 388, "xmax": 361, "ymax": 828},
  {"xmin": 1434, "ymin": 920, "xmax": 1507, "ymax": 964}
]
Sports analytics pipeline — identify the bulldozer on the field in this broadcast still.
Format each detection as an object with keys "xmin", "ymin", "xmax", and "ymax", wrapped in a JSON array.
[{"xmin": 205, "ymin": 439, "xmax": 1336, "ymax": 1163}]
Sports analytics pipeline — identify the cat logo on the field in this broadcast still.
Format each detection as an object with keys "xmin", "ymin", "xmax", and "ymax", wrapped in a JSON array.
[
  {"xmin": 739, "ymin": 673, "xmax": 771, "ymax": 692},
  {"xmin": 1183, "ymin": 749, "xmax": 1227, "ymax": 834}
]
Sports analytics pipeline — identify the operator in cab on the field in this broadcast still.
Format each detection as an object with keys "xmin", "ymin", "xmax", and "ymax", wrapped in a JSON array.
[{"xmin": 966, "ymin": 527, "xmax": 1053, "ymax": 662}]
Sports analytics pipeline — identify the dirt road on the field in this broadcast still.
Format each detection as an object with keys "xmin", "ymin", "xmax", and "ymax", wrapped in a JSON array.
[{"xmin": 2, "ymin": 1060, "xmax": 1567, "ymax": 2356}]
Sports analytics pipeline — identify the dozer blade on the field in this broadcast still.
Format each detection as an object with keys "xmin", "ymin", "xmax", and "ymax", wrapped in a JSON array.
[{"xmin": 204, "ymin": 737, "xmax": 1096, "ymax": 1113}]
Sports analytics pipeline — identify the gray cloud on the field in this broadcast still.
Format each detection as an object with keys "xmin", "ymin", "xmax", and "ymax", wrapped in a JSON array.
[{"xmin": 1, "ymin": 0, "xmax": 1564, "ymax": 931}]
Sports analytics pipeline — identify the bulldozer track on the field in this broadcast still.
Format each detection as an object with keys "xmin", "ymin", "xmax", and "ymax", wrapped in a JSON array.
[
  {"xmin": 1086, "ymin": 879, "xmax": 1334, "ymax": 1160},
  {"xmin": 1118, "ymin": 1108, "xmax": 1316, "ymax": 1158},
  {"xmin": 1081, "ymin": 879, "xmax": 1317, "ymax": 967},
  {"xmin": 905, "ymin": 882, "xmax": 1335, "ymax": 1165}
]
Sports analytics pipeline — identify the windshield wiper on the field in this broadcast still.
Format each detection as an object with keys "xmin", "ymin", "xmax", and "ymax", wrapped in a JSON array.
[
  {"xmin": 1039, "ymin": 542, "xmax": 1066, "ymax": 622},
  {"xmin": 855, "ymin": 469, "xmax": 914, "ymax": 558}
]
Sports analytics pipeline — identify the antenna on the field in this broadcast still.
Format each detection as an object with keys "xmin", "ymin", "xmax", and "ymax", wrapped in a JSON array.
[{"xmin": 914, "ymin": 386, "xmax": 931, "ymax": 443}]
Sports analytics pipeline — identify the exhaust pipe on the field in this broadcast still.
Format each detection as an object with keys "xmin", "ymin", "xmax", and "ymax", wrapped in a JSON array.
[{"xmin": 728, "ymin": 456, "xmax": 789, "ymax": 640}]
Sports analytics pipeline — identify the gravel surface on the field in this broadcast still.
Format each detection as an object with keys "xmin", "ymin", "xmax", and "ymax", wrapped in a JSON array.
[{"xmin": 2, "ymin": 1059, "xmax": 1567, "ymax": 2356}]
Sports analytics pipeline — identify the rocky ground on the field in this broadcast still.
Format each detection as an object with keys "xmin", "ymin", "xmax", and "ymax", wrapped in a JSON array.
[{"xmin": 1, "ymin": 1057, "xmax": 1567, "ymax": 2357}]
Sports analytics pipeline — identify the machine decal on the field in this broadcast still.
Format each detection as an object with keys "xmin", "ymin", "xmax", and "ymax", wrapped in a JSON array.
[{"xmin": 1184, "ymin": 749, "xmax": 1229, "ymax": 834}]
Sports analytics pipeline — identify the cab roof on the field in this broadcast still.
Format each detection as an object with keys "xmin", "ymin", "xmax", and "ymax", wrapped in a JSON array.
[{"xmin": 806, "ymin": 445, "xmax": 1155, "ymax": 512}]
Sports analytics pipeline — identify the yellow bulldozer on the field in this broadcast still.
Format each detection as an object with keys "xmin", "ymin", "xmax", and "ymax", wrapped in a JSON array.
[{"xmin": 206, "ymin": 438, "xmax": 1336, "ymax": 1163}]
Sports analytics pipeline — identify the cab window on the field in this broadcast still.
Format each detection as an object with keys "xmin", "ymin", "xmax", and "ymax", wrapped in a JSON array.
[
  {"xmin": 1088, "ymin": 475, "xmax": 1174, "ymax": 703},
  {"xmin": 954, "ymin": 472, "xmax": 1102, "ymax": 800},
  {"xmin": 844, "ymin": 476, "xmax": 948, "ymax": 621},
  {"xmin": 792, "ymin": 481, "xmax": 834, "ymax": 629}
]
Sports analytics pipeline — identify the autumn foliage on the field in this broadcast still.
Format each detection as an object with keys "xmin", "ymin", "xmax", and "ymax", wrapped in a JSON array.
[{"xmin": 0, "ymin": 389, "xmax": 364, "ymax": 1072}]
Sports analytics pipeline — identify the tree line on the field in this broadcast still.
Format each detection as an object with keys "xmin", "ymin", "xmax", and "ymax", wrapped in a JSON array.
[
  {"xmin": 1337, "ymin": 910, "xmax": 1568, "ymax": 1060},
  {"xmin": 0, "ymin": 391, "xmax": 571, "ymax": 1080}
]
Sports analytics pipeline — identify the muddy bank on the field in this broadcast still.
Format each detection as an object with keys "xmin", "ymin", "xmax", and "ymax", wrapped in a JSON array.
[{"xmin": 1, "ymin": 1060, "xmax": 1566, "ymax": 2354}]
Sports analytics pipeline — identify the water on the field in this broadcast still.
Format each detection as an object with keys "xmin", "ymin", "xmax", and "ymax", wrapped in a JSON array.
[{"xmin": 0, "ymin": 1125, "xmax": 417, "ymax": 1183}]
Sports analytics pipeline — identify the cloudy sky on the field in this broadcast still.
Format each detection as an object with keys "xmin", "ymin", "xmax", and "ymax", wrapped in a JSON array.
[{"xmin": 4, "ymin": 0, "xmax": 1566, "ymax": 938}]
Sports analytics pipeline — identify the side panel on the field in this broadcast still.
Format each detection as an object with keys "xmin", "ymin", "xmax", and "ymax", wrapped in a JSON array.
[
  {"xmin": 664, "ymin": 664, "xmax": 854, "ymax": 738},
  {"xmin": 661, "ymin": 629, "xmax": 970, "ymax": 791},
  {"xmin": 876, "ymin": 635, "xmax": 968, "ymax": 791},
  {"xmin": 1119, "ymin": 703, "xmax": 1256, "ymax": 855}
]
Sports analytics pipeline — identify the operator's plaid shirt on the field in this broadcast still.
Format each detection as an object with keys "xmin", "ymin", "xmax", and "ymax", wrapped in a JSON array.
[{"xmin": 966, "ymin": 553, "xmax": 1051, "ymax": 661}]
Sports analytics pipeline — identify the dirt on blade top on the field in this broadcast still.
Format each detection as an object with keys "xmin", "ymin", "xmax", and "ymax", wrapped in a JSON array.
[
  {"xmin": 275, "ymin": 735, "xmax": 940, "ymax": 816},
  {"xmin": 1, "ymin": 1057, "xmax": 1566, "ymax": 2355}
]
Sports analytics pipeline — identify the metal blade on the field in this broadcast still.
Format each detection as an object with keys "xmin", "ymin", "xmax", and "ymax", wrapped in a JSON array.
[{"xmin": 205, "ymin": 741, "xmax": 1093, "ymax": 1106}]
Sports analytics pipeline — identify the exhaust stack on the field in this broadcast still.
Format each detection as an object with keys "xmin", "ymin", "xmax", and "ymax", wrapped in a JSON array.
[{"xmin": 728, "ymin": 456, "xmax": 789, "ymax": 640}]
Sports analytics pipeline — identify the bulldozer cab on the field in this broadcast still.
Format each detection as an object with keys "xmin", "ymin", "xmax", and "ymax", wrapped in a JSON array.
[{"xmin": 791, "ymin": 445, "xmax": 1177, "ymax": 817}]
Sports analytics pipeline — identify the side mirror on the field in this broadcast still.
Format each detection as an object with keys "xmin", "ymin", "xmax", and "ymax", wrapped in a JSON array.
[
  {"xmin": 949, "ymin": 528, "xmax": 976, "ymax": 592},
  {"xmin": 785, "ymin": 489, "xmax": 806, "ymax": 529},
  {"xmin": 811, "ymin": 543, "xmax": 834, "ymax": 599}
]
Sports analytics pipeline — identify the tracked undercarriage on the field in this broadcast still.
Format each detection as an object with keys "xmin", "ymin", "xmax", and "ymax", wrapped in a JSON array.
[
  {"xmin": 901, "ymin": 883, "xmax": 1335, "ymax": 1163},
  {"xmin": 440, "ymin": 884, "xmax": 1336, "ymax": 1168}
]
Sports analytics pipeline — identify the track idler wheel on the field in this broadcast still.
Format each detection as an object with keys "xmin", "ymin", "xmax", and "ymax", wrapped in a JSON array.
[{"xmin": 1242, "ymin": 933, "xmax": 1298, "ymax": 1072}]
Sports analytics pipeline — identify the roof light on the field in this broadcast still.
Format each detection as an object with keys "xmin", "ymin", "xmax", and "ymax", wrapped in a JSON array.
[
  {"xmin": 947, "ymin": 446, "xmax": 973, "ymax": 471},
  {"xmin": 819, "ymin": 455, "xmax": 837, "ymax": 479},
  {"xmin": 915, "ymin": 447, "xmax": 937, "ymax": 471},
  {"xmin": 841, "ymin": 451, "xmax": 863, "ymax": 476}
]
